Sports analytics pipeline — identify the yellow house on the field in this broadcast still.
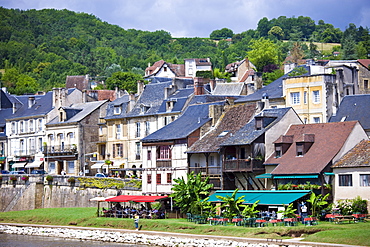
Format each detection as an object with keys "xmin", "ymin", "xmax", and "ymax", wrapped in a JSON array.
[{"xmin": 283, "ymin": 74, "xmax": 337, "ymax": 124}]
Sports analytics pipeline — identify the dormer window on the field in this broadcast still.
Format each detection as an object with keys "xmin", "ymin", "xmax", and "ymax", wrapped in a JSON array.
[
  {"xmin": 255, "ymin": 118, "xmax": 262, "ymax": 130},
  {"xmin": 59, "ymin": 112, "xmax": 64, "ymax": 122},
  {"xmin": 166, "ymin": 101, "xmax": 175, "ymax": 112},
  {"xmin": 296, "ymin": 143, "xmax": 304, "ymax": 156},
  {"xmin": 275, "ymin": 145, "xmax": 282, "ymax": 158},
  {"xmin": 114, "ymin": 106, "xmax": 121, "ymax": 115}
]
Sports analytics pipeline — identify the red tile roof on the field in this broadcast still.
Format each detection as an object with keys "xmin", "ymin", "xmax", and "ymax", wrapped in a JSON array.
[
  {"xmin": 358, "ymin": 59, "xmax": 370, "ymax": 69},
  {"xmin": 332, "ymin": 140, "xmax": 370, "ymax": 168},
  {"xmin": 267, "ymin": 121, "xmax": 359, "ymax": 174}
]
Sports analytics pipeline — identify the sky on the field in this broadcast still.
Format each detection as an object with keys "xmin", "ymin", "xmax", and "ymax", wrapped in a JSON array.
[{"xmin": 1, "ymin": 0, "xmax": 370, "ymax": 38}]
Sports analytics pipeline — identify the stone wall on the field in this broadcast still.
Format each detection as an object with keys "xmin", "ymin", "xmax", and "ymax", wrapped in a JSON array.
[{"xmin": 0, "ymin": 177, "xmax": 140, "ymax": 212}]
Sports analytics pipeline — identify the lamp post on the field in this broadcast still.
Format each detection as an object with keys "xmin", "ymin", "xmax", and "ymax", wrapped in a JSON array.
[{"xmin": 106, "ymin": 153, "xmax": 111, "ymax": 177}]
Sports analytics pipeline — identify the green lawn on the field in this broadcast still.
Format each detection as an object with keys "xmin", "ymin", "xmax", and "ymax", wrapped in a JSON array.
[{"xmin": 0, "ymin": 208, "xmax": 369, "ymax": 246}]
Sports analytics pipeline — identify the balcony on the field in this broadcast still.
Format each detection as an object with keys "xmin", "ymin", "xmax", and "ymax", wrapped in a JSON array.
[
  {"xmin": 156, "ymin": 160, "xmax": 171, "ymax": 168},
  {"xmin": 223, "ymin": 159, "xmax": 264, "ymax": 172},
  {"xmin": 188, "ymin": 166, "xmax": 221, "ymax": 176},
  {"xmin": 42, "ymin": 144, "xmax": 77, "ymax": 156}
]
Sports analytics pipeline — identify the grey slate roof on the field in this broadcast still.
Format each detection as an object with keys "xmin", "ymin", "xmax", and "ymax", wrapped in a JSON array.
[
  {"xmin": 235, "ymin": 65, "xmax": 310, "ymax": 103},
  {"xmin": 220, "ymin": 107, "xmax": 292, "ymax": 146},
  {"xmin": 212, "ymin": 83, "xmax": 245, "ymax": 96},
  {"xmin": 329, "ymin": 94, "xmax": 370, "ymax": 130},
  {"xmin": 141, "ymin": 101, "xmax": 225, "ymax": 143},
  {"xmin": 104, "ymin": 94, "xmax": 131, "ymax": 120},
  {"xmin": 47, "ymin": 100, "xmax": 107, "ymax": 125}
]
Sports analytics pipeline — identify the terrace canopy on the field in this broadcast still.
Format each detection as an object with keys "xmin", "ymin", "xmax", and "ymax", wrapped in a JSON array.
[
  {"xmin": 207, "ymin": 190, "xmax": 310, "ymax": 206},
  {"xmin": 105, "ymin": 195, "xmax": 168, "ymax": 203}
]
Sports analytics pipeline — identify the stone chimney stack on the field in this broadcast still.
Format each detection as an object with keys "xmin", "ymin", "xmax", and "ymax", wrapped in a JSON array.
[
  {"xmin": 194, "ymin": 77, "xmax": 204, "ymax": 95},
  {"xmin": 128, "ymin": 93, "xmax": 136, "ymax": 112},
  {"xmin": 137, "ymin": 80, "xmax": 144, "ymax": 95}
]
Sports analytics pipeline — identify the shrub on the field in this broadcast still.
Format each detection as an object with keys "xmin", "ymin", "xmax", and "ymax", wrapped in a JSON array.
[
  {"xmin": 67, "ymin": 177, "xmax": 76, "ymax": 183},
  {"xmin": 351, "ymin": 196, "xmax": 368, "ymax": 214},
  {"xmin": 21, "ymin": 175, "xmax": 29, "ymax": 181},
  {"xmin": 10, "ymin": 175, "xmax": 17, "ymax": 181},
  {"xmin": 46, "ymin": 175, "xmax": 53, "ymax": 182}
]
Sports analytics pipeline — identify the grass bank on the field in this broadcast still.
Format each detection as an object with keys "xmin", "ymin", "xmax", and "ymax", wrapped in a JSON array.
[{"xmin": 0, "ymin": 208, "xmax": 369, "ymax": 246}]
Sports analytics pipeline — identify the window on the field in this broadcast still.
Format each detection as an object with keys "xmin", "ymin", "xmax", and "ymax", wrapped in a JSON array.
[
  {"xmin": 275, "ymin": 145, "xmax": 282, "ymax": 158},
  {"xmin": 145, "ymin": 121, "xmax": 150, "ymax": 136},
  {"xmin": 113, "ymin": 143, "xmax": 123, "ymax": 158},
  {"xmin": 116, "ymin": 124, "xmax": 122, "ymax": 139},
  {"xmin": 48, "ymin": 162, "xmax": 56, "ymax": 174},
  {"xmin": 147, "ymin": 174, "xmax": 152, "ymax": 184},
  {"xmin": 29, "ymin": 119, "xmax": 34, "ymax": 132},
  {"xmin": 296, "ymin": 143, "xmax": 303, "ymax": 156},
  {"xmin": 156, "ymin": 173, "xmax": 161, "ymax": 184},
  {"xmin": 67, "ymin": 161, "xmax": 75, "ymax": 174},
  {"xmin": 20, "ymin": 139, "xmax": 25, "ymax": 154},
  {"xmin": 20, "ymin": 121, "xmax": 24, "ymax": 133},
  {"xmin": 11, "ymin": 122, "xmax": 16, "ymax": 134},
  {"xmin": 29, "ymin": 138, "xmax": 35, "ymax": 154},
  {"xmin": 210, "ymin": 156, "xmax": 215, "ymax": 166},
  {"xmin": 312, "ymin": 90, "xmax": 320, "ymax": 103},
  {"xmin": 135, "ymin": 142, "xmax": 141, "ymax": 160},
  {"xmin": 113, "ymin": 106, "xmax": 121, "ymax": 115},
  {"xmin": 290, "ymin": 92, "xmax": 300, "ymax": 105},
  {"xmin": 99, "ymin": 126, "xmax": 103, "ymax": 135},
  {"xmin": 159, "ymin": 146, "xmax": 171, "ymax": 160},
  {"xmin": 304, "ymin": 118, "xmax": 308, "ymax": 124},
  {"xmin": 304, "ymin": 91, "xmax": 307, "ymax": 104},
  {"xmin": 136, "ymin": 122, "xmax": 141, "ymax": 138},
  {"xmin": 255, "ymin": 118, "xmax": 262, "ymax": 130},
  {"xmin": 360, "ymin": 174, "xmax": 370, "ymax": 186},
  {"xmin": 163, "ymin": 67, "xmax": 167, "ymax": 72},
  {"xmin": 313, "ymin": 117, "xmax": 320, "ymax": 123},
  {"xmin": 339, "ymin": 174, "xmax": 352, "ymax": 186},
  {"xmin": 38, "ymin": 138, "xmax": 43, "ymax": 152},
  {"xmin": 38, "ymin": 119, "xmax": 43, "ymax": 132},
  {"xmin": 167, "ymin": 173, "xmax": 172, "ymax": 183},
  {"xmin": 147, "ymin": 150, "xmax": 152, "ymax": 160},
  {"xmin": 364, "ymin": 79, "xmax": 369, "ymax": 89}
]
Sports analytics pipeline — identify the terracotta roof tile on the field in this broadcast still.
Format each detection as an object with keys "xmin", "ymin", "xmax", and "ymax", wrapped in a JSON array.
[
  {"xmin": 332, "ymin": 140, "xmax": 370, "ymax": 168},
  {"xmin": 267, "ymin": 121, "xmax": 359, "ymax": 174}
]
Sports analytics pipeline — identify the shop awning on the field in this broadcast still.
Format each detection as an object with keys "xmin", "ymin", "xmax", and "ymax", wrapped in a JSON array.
[
  {"xmin": 207, "ymin": 190, "xmax": 311, "ymax": 205},
  {"xmin": 91, "ymin": 161, "xmax": 123, "ymax": 169},
  {"xmin": 89, "ymin": 196, "xmax": 116, "ymax": 202},
  {"xmin": 12, "ymin": 162, "xmax": 27, "ymax": 168},
  {"xmin": 91, "ymin": 162, "xmax": 106, "ymax": 169},
  {"xmin": 255, "ymin": 173, "xmax": 272, "ymax": 178},
  {"xmin": 324, "ymin": 172, "xmax": 335, "ymax": 176},
  {"xmin": 273, "ymin": 175, "xmax": 318, "ymax": 179},
  {"xmin": 25, "ymin": 161, "xmax": 44, "ymax": 168},
  {"xmin": 105, "ymin": 195, "xmax": 168, "ymax": 203}
]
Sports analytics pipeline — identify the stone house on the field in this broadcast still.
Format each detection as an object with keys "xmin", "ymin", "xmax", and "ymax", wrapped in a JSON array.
[{"xmin": 331, "ymin": 140, "xmax": 370, "ymax": 209}]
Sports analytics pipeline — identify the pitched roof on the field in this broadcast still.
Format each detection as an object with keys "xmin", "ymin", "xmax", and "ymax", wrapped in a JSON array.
[
  {"xmin": 235, "ymin": 65, "xmax": 310, "ymax": 103},
  {"xmin": 357, "ymin": 59, "xmax": 370, "ymax": 69},
  {"xmin": 141, "ymin": 101, "xmax": 224, "ymax": 143},
  {"xmin": 266, "ymin": 121, "xmax": 359, "ymax": 175},
  {"xmin": 66, "ymin": 75, "xmax": 89, "ymax": 91},
  {"xmin": 145, "ymin": 60, "xmax": 185, "ymax": 77},
  {"xmin": 332, "ymin": 140, "xmax": 370, "ymax": 168},
  {"xmin": 221, "ymin": 107, "xmax": 292, "ymax": 146},
  {"xmin": 104, "ymin": 94, "xmax": 131, "ymax": 120},
  {"xmin": 329, "ymin": 94, "xmax": 370, "ymax": 130},
  {"xmin": 187, "ymin": 103, "xmax": 256, "ymax": 153},
  {"xmin": 212, "ymin": 83, "xmax": 246, "ymax": 95}
]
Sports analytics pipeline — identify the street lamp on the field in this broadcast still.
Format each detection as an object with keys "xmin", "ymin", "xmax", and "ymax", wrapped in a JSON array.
[{"xmin": 105, "ymin": 153, "xmax": 111, "ymax": 176}]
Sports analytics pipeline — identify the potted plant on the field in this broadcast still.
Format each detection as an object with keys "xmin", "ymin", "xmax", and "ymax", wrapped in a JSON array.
[
  {"xmin": 67, "ymin": 176, "xmax": 76, "ymax": 185},
  {"xmin": 10, "ymin": 175, "xmax": 17, "ymax": 181},
  {"xmin": 46, "ymin": 175, "xmax": 53, "ymax": 184},
  {"xmin": 21, "ymin": 175, "xmax": 29, "ymax": 183}
]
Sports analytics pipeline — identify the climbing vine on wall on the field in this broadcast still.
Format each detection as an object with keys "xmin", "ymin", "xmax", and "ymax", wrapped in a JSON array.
[{"xmin": 77, "ymin": 177, "xmax": 142, "ymax": 190}]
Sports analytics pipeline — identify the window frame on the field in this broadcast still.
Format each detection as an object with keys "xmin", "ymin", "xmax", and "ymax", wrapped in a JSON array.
[
  {"xmin": 290, "ymin": 92, "xmax": 300, "ymax": 105},
  {"xmin": 312, "ymin": 90, "xmax": 320, "ymax": 104},
  {"xmin": 360, "ymin": 174, "xmax": 370, "ymax": 187},
  {"xmin": 338, "ymin": 174, "xmax": 352, "ymax": 186}
]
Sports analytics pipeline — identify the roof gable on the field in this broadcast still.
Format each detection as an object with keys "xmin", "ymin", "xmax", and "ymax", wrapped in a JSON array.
[{"xmin": 267, "ymin": 121, "xmax": 359, "ymax": 175}]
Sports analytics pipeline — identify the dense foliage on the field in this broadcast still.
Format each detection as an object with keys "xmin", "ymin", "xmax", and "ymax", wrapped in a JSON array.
[{"xmin": 1, "ymin": 7, "xmax": 369, "ymax": 95}]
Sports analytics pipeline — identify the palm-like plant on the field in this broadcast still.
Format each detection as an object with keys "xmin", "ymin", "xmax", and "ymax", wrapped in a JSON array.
[
  {"xmin": 278, "ymin": 203, "xmax": 297, "ymax": 218},
  {"xmin": 241, "ymin": 200, "xmax": 260, "ymax": 218},
  {"xmin": 306, "ymin": 192, "xmax": 330, "ymax": 217},
  {"xmin": 216, "ymin": 189, "xmax": 245, "ymax": 221},
  {"xmin": 170, "ymin": 171, "xmax": 213, "ymax": 215}
]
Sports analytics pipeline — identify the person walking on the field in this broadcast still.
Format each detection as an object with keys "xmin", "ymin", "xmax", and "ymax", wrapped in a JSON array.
[{"xmin": 134, "ymin": 214, "xmax": 139, "ymax": 231}]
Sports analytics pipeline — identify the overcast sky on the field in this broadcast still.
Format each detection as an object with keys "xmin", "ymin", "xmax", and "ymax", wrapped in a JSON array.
[{"xmin": 1, "ymin": 0, "xmax": 369, "ymax": 38}]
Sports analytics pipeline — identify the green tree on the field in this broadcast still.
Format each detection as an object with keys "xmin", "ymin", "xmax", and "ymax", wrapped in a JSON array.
[
  {"xmin": 247, "ymin": 38, "xmax": 279, "ymax": 72},
  {"xmin": 263, "ymin": 68, "xmax": 284, "ymax": 85},
  {"xmin": 306, "ymin": 192, "xmax": 330, "ymax": 217},
  {"xmin": 342, "ymin": 35, "xmax": 357, "ymax": 59},
  {"xmin": 289, "ymin": 42, "xmax": 304, "ymax": 63},
  {"xmin": 288, "ymin": 66, "xmax": 308, "ymax": 77},
  {"xmin": 241, "ymin": 200, "xmax": 260, "ymax": 218},
  {"xmin": 268, "ymin": 26, "xmax": 284, "ymax": 40},
  {"xmin": 105, "ymin": 71, "xmax": 142, "ymax": 93},
  {"xmin": 210, "ymin": 28, "xmax": 234, "ymax": 40},
  {"xmin": 216, "ymin": 189, "xmax": 245, "ymax": 221},
  {"xmin": 13, "ymin": 74, "xmax": 39, "ymax": 95},
  {"xmin": 278, "ymin": 203, "xmax": 297, "ymax": 218},
  {"xmin": 170, "ymin": 171, "xmax": 213, "ymax": 215}
]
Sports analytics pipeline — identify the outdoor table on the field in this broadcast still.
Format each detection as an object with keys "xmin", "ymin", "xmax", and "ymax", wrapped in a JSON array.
[
  {"xmin": 283, "ymin": 218, "xmax": 297, "ymax": 226},
  {"xmin": 334, "ymin": 215, "xmax": 356, "ymax": 224},
  {"xmin": 269, "ymin": 219, "xmax": 283, "ymax": 226},
  {"xmin": 216, "ymin": 218, "xmax": 229, "ymax": 226},
  {"xmin": 232, "ymin": 218, "xmax": 244, "ymax": 226},
  {"xmin": 352, "ymin": 214, "xmax": 366, "ymax": 222},
  {"xmin": 255, "ymin": 219, "xmax": 267, "ymax": 227},
  {"xmin": 303, "ymin": 217, "xmax": 318, "ymax": 226}
]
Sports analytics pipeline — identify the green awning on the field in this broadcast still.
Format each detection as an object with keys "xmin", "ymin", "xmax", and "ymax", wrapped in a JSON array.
[
  {"xmin": 324, "ymin": 172, "xmax": 335, "ymax": 176},
  {"xmin": 273, "ymin": 175, "xmax": 318, "ymax": 179},
  {"xmin": 208, "ymin": 190, "xmax": 311, "ymax": 205},
  {"xmin": 255, "ymin": 173, "xmax": 272, "ymax": 178}
]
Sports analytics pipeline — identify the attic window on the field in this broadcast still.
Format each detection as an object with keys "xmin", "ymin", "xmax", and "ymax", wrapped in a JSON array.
[
  {"xmin": 141, "ymin": 105, "xmax": 150, "ymax": 113},
  {"xmin": 340, "ymin": 116, "xmax": 347, "ymax": 122},
  {"xmin": 114, "ymin": 106, "xmax": 121, "ymax": 115},
  {"xmin": 296, "ymin": 143, "xmax": 304, "ymax": 156},
  {"xmin": 255, "ymin": 118, "xmax": 263, "ymax": 130},
  {"xmin": 218, "ymin": 131, "xmax": 229, "ymax": 137},
  {"xmin": 275, "ymin": 145, "xmax": 282, "ymax": 158}
]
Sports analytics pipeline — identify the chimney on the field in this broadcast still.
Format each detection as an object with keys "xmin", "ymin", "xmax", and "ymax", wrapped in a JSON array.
[
  {"xmin": 128, "ymin": 93, "xmax": 136, "ymax": 112},
  {"xmin": 28, "ymin": 96, "xmax": 35, "ymax": 108},
  {"xmin": 194, "ymin": 77, "xmax": 204, "ymax": 95},
  {"xmin": 209, "ymin": 79, "xmax": 217, "ymax": 92},
  {"xmin": 137, "ymin": 80, "xmax": 144, "ymax": 95},
  {"xmin": 209, "ymin": 104, "xmax": 223, "ymax": 126}
]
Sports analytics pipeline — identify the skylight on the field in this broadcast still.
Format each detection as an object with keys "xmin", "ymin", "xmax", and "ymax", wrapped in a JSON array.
[{"xmin": 218, "ymin": 131, "xmax": 229, "ymax": 137}]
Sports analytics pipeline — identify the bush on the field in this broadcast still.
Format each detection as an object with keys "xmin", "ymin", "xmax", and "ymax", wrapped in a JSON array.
[
  {"xmin": 67, "ymin": 177, "xmax": 76, "ymax": 183},
  {"xmin": 46, "ymin": 175, "xmax": 53, "ymax": 182},
  {"xmin": 21, "ymin": 175, "xmax": 29, "ymax": 181},
  {"xmin": 335, "ymin": 196, "xmax": 368, "ymax": 214}
]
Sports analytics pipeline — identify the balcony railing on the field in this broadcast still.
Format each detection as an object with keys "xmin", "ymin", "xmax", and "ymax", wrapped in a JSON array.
[
  {"xmin": 156, "ymin": 160, "xmax": 171, "ymax": 168},
  {"xmin": 42, "ymin": 144, "xmax": 77, "ymax": 155},
  {"xmin": 223, "ymin": 159, "xmax": 264, "ymax": 172},
  {"xmin": 188, "ymin": 166, "xmax": 222, "ymax": 175}
]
